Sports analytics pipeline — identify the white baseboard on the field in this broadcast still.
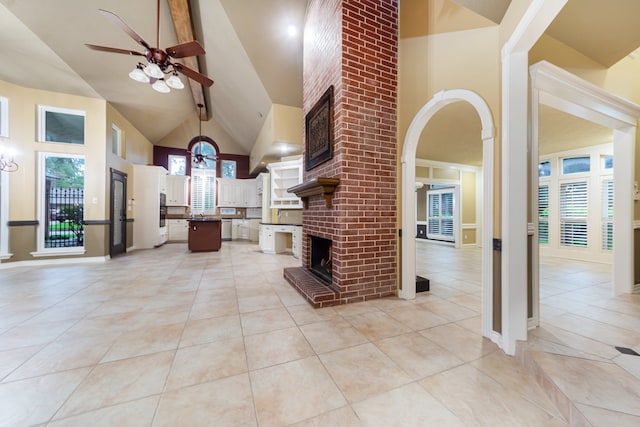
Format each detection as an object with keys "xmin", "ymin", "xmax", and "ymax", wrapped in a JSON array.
[{"xmin": 0, "ymin": 256, "xmax": 108, "ymax": 269}]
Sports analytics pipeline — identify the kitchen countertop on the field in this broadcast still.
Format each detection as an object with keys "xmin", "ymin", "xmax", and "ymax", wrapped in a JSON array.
[
  {"xmin": 259, "ymin": 222, "xmax": 302, "ymax": 226},
  {"xmin": 188, "ymin": 217, "xmax": 222, "ymax": 222}
]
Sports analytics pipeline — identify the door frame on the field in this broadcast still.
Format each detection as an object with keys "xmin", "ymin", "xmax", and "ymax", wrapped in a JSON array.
[{"xmin": 109, "ymin": 168, "xmax": 127, "ymax": 257}]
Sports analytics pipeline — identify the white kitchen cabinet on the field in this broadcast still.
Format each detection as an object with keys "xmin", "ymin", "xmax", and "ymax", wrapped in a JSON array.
[
  {"xmin": 249, "ymin": 219, "xmax": 260, "ymax": 242},
  {"xmin": 232, "ymin": 219, "xmax": 250, "ymax": 240},
  {"xmin": 167, "ymin": 219, "xmax": 188, "ymax": 241},
  {"xmin": 166, "ymin": 175, "xmax": 189, "ymax": 206},
  {"xmin": 259, "ymin": 224, "xmax": 275, "ymax": 253},
  {"xmin": 259, "ymin": 224, "xmax": 301, "ymax": 257},
  {"xmin": 218, "ymin": 178, "xmax": 259, "ymax": 207},
  {"xmin": 133, "ymin": 165, "xmax": 168, "ymax": 249},
  {"xmin": 268, "ymin": 159, "xmax": 303, "ymax": 209}
]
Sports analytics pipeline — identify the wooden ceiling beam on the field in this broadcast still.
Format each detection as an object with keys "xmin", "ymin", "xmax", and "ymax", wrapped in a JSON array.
[{"xmin": 167, "ymin": 0, "xmax": 209, "ymax": 121}]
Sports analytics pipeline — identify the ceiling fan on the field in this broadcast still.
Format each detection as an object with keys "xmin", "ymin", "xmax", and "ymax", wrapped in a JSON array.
[
  {"xmin": 189, "ymin": 103, "xmax": 218, "ymax": 168},
  {"xmin": 86, "ymin": 0, "xmax": 213, "ymax": 93}
]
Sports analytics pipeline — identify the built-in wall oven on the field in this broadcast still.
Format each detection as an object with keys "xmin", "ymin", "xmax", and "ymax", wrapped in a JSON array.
[{"xmin": 159, "ymin": 193, "xmax": 167, "ymax": 228}]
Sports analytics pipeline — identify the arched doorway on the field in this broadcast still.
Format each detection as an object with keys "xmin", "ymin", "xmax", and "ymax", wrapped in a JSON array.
[{"xmin": 400, "ymin": 89, "xmax": 496, "ymax": 343}]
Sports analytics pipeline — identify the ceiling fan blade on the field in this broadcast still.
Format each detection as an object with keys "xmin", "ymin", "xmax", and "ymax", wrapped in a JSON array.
[
  {"xmin": 85, "ymin": 44, "xmax": 145, "ymax": 57},
  {"xmin": 166, "ymin": 40, "xmax": 206, "ymax": 59},
  {"xmin": 173, "ymin": 63, "xmax": 214, "ymax": 87},
  {"xmin": 98, "ymin": 9, "xmax": 151, "ymax": 50}
]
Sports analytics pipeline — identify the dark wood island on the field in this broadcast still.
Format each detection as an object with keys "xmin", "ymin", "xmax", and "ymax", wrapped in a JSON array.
[{"xmin": 188, "ymin": 218, "xmax": 222, "ymax": 252}]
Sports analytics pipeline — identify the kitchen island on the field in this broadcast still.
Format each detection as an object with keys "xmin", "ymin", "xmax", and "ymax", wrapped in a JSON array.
[{"xmin": 188, "ymin": 218, "xmax": 222, "ymax": 252}]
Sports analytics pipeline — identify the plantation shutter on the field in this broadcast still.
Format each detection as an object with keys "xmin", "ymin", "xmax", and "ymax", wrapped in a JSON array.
[
  {"xmin": 538, "ymin": 184, "xmax": 549, "ymax": 244},
  {"xmin": 191, "ymin": 169, "xmax": 216, "ymax": 214},
  {"xmin": 560, "ymin": 181, "xmax": 588, "ymax": 247},
  {"xmin": 441, "ymin": 192, "xmax": 454, "ymax": 237},
  {"xmin": 601, "ymin": 179, "xmax": 613, "ymax": 250}
]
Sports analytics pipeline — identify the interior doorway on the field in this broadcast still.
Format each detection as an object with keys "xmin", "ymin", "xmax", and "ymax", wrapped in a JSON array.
[{"xmin": 110, "ymin": 168, "xmax": 127, "ymax": 257}]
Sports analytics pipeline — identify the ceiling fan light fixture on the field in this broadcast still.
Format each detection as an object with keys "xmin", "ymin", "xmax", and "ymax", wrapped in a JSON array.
[
  {"xmin": 144, "ymin": 62, "xmax": 164, "ymax": 79},
  {"xmin": 152, "ymin": 79, "xmax": 170, "ymax": 93},
  {"xmin": 129, "ymin": 64, "xmax": 150, "ymax": 83},
  {"xmin": 166, "ymin": 73, "xmax": 184, "ymax": 89}
]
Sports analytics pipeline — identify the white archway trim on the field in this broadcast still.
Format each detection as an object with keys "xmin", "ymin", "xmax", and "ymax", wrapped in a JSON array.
[
  {"xmin": 400, "ymin": 89, "xmax": 496, "ymax": 342},
  {"xmin": 530, "ymin": 61, "xmax": 640, "ymax": 300}
]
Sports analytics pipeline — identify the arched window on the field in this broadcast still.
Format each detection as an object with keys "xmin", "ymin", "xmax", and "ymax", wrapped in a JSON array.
[{"xmin": 188, "ymin": 137, "xmax": 219, "ymax": 214}]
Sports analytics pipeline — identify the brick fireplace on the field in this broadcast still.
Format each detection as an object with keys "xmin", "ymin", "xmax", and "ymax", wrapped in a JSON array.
[{"xmin": 284, "ymin": 0, "xmax": 398, "ymax": 307}]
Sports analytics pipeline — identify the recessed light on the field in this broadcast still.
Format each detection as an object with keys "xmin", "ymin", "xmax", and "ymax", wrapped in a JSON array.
[{"xmin": 287, "ymin": 25, "xmax": 297, "ymax": 37}]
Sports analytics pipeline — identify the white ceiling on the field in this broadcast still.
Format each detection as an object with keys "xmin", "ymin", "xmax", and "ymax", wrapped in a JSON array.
[{"xmin": 1, "ymin": 0, "xmax": 639, "ymax": 167}]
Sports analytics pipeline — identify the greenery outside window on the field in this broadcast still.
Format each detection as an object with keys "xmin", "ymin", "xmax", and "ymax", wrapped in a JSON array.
[
  {"xmin": 221, "ymin": 160, "xmax": 236, "ymax": 178},
  {"xmin": 169, "ymin": 155, "xmax": 186, "ymax": 175},
  {"xmin": 38, "ymin": 105, "xmax": 85, "ymax": 145}
]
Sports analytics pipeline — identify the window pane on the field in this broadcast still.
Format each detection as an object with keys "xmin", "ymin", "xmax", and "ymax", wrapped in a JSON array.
[
  {"xmin": 192, "ymin": 141, "xmax": 217, "ymax": 170},
  {"xmin": 538, "ymin": 185, "xmax": 549, "ymax": 244},
  {"xmin": 111, "ymin": 124, "xmax": 123, "ymax": 157},
  {"xmin": 560, "ymin": 222, "xmax": 587, "ymax": 247},
  {"xmin": 43, "ymin": 110, "xmax": 85, "ymax": 144},
  {"xmin": 538, "ymin": 161, "xmax": 551, "ymax": 177},
  {"xmin": 562, "ymin": 157, "xmax": 590, "ymax": 174},
  {"xmin": 44, "ymin": 156, "xmax": 84, "ymax": 248},
  {"xmin": 602, "ymin": 156, "xmax": 613, "ymax": 170},
  {"xmin": 560, "ymin": 181, "xmax": 588, "ymax": 248},
  {"xmin": 169, "ymin": 155, "xmax": 186, "ymax": 175},
  {"xmin": 222, "ymin": 160, "xmax": 236, "ymax": 178}
]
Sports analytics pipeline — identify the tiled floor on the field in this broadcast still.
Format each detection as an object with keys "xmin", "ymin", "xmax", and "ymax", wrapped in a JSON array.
[{"xmin": 0, "ymin": 240, "xmax": 635, "ymax": 426}]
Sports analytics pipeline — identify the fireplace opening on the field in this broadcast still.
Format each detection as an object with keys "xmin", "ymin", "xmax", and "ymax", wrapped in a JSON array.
[{"xmin": 310, "ymin": 236, "xmax": 332, "ymax": 284}]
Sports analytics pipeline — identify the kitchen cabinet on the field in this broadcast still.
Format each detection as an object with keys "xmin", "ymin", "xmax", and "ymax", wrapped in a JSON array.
[
  {"xmin": 249, "ymin": 219, "xmax": 260, "ymax": 242},
  {"xmin": 268, "ymin": 159, "xmax": 303, "ymax": 209},
  {"xmin": 217, "ymin": 178, "xmax": 259, "ymax": 207},
  {"xmin": 259, "ymin": 224, "xmax": 301, "ymax": 258},
  {"xmin": 133, "ymin": 165, "xmax": 168, "ymax": 249},
  {"xmin": 167, "ymin": 219, "xmax": 188, "ymax": 241},
  {"xmin": 166, "ymin": 175, "xmax": 189, "ymax": 206},
  {"xmin": 232, "ymin": 219, "xmax": 250, "ymax": 240},
  {"xmin": 188, "ymin": 219, "xmax": 222, "ymax": 252}
]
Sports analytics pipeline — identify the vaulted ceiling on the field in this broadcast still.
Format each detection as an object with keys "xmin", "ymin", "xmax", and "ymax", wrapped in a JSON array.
[{"xmin": 1, "ymin": 0, "xmax": 639, "ymax": 168}]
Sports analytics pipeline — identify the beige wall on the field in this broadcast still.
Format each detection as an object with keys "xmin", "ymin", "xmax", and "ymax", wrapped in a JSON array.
[
  {"xmin": 155, "ymin": 110, "xmax": 240, "ymax": 153},
  {"xmin": 250, "ymin": 104, "xmax": 303, "ymax": 172}
]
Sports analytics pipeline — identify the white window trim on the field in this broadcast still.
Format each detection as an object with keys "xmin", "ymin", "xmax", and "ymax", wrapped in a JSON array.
[
  {"xmin": 0, "ymin": 96, "xmax": 8, "ymax": 138},
  {"xmin": 111, "ymin": 123, "xmax": 123, "ymax": 158},
  {"xmin": 31, "ymin": 152, "xmax": 86, "ymax": 257},
  {"xmin": 38, "ymin": 105, "xmax": 86, "ymax": 144}
]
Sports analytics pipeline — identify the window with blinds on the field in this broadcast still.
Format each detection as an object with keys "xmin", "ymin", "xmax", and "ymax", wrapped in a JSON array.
[
  {"xmin": 191, "ymin": 168, "xmax": 216, "ymax": 214},
  {"xmin": 427, "ymin": 189, "xmax": 454, "ymax": 242},
  {"xmin": 601, "ymin": 179, "xmax": 613, "ymax": 250},
  {"xmin": 538, "ymin": 184, "xmax": 549, "ymax": 244},
  {"xmin": 560, "ymin": 181, "xmax": 588, "ymax": 247}
]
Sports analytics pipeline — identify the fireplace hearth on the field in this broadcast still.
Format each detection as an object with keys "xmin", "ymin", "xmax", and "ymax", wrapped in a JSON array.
[{"xmin": 310, "ymin": 236, "xmax": 332, "ymax": 284}]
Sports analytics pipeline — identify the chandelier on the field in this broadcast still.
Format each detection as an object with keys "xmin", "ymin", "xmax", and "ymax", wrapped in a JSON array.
[{"xmin": 0, "ymin": 144, "xmax": 18, "ymax": 172}]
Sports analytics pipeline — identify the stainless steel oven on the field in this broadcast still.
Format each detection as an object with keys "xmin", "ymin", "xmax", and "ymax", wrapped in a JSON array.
[{"xmin": 159, "ymin": 193, "xmax": 167, "ymax": 227}]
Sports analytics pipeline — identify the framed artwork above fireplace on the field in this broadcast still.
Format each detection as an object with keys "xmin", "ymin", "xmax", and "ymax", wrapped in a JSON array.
[{"xmin": 305, "ymin": 85, "xmax": 334, "ymax": 171}]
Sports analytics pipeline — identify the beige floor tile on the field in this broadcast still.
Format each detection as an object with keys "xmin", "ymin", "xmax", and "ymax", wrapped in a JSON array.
[
  {"xmin": 240, "ymin": 306, "xmax": 296, "ymax": 336},
  {"xmin": 0, "ymin": 367, "xmax": 90, "ymax": 426},
  {"xmin": 244, "ymin": 326, "xmax": 314, "ymax": 370},
  {"xmin": 319, "ymin": 343, "xmax": 412, "ymax": 403},
  {"xmin": 299, "ymin": 318, "xmax": 368, "ymax": 354},
  {"xmin": 375, "ymin": 332, "xmax": 464, "ymax": 379},
  {"xmin": 250, "ymin": 356, "xmax": 346, "ymax": 426},
  {"xmin": 418, "ymin": 299, "xmax": 478, "ymax": 322},
  {"xmin": 353, "ymin": 382, "xmax": 465, "ymax": 426},
  {"xmin": 532, "ymin": 324, "xmax": 620, "ymax": 360},
  {"xmin": 531, "ymin": 351, "xmax": 640, "ymax": 417},
  {"xmin": 455, "ymin": 315, "xmax": 482, "ymax": 334},
  {"xmin": 5, "ymin": 335, "xmax": 114, "ymax": 381},
  {"xmin": 188, "ymin": 299, "xmax": 239, "ymax": 321},
  {"xmin": 286, "ymin": 304, "xmax": 340, "ymax": 326},
  {"xmin": 101, "ymin": 323, "xmax": 183, "ymax": 363},
  {"xmin": 420, "ymin": 364, "xmax": 557, "ymax": 427},
  {"xmin": 290, "ymin": 406, "xmax": 361, "ymax": 427},
  {"xmin": 575, "ymin": 403, "xmax": 640, "ymax": 427},
  {"xmin": 0, "ymin": 345, "xmax": 43, "ymax": 381},
  {"xmin": 344, "ymin": 311, "xmax": 412, "ymax": 341},
  {"xmin": 420, "ymin": 323, "xmax": 496, "ymax": 362},
  {"xmin": 385, "ymin": 304, "xmax": 449, "ymax": 331},
  {"xmin": 48, "ymin": 396, "xmax": 159, "ymax": 427},
  {"xmin": 237, "ymin": 293, "xmax": 283, "ymax": 313},
  {"xmin": 550, "ymin": 313, "xmax": 640, "ymax": 348},
  {"xmin": 0, "ymin": 318, "xmax": 77, "ymax": 351},
  {"xmin": 55, "ymin": 351, "xmax": 174, "ymax": 419},
  {"xmin": 165, "ymin": 337, "xmax": 247, "ymax": 390},
  {"xmin": 615, "ymin": 353, "xmax": 640, "ymax": 381},
  {"xmin": 332, "ymin": 301, "xmax": 380, "ymax": 317},
  {"xmin": 179, "ymin": 314, "xmax": 242, "ymax": 347},
  {"xmin": 154, "ymin": 374, "xmax": 256, "ymax": 427}
]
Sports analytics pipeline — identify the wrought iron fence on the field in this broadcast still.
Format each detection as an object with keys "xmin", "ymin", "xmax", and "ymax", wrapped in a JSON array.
[{"xmin": 45, "ymin": 186, "xmax": 84, "ymax": 248}]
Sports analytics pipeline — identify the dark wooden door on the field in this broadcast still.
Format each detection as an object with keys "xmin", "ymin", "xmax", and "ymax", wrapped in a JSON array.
[{"xmin": 110, "ymin": 169, "xmax": 127, "ymax": 257}]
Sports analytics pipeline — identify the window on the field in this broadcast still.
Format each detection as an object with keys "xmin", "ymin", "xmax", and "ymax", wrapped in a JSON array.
[
  {"xmin": 602, "ymin": 156, "xmax": 613, "ymax": 170},
  {"xmin": 37, "ymin": 153, "xmax": 85, "ymax": 255},
  {"xmin": 562, "ymin": 156, "xmax": 590, "ymax": 175},
  {"xmin": 221, "ymin": 160, "xmax": 236, "ymax": 178},
  {"xmin": 191, "ymin": 169, "xmax": 216, "ymax": 214},
  {"xmin": 0, "ymin": 96, "xmax": 8, "ymax": 138},
  {"xmin": 111, "ymin": 123, "xmax": 123, "ymax": 157},
  {"xmin": 601, "ymin": 179, "xmax": 613, "ymax": 250},
  {"xmin": 38, "ymin": 106, "xmax": 85, "ymax": 144},
  {"xmin": 427, "ymin": 189, "xmax": 454, "ymax": 242},
  {"xmin": 168, "ymin": 155, "xmax": 186, "ymax": 175},
  {"xmin": 560, "ymin": 181, "xmax": 588, "ymax": 247},
  {"xmin": 191, "ymin": 141, "xmax": 217, "ymax": 170},
  {"xmin": 538, "ymin": 161, "xmax": 551, "ymax": 177},
  {"xmin": 538, "ymin": 184, "xmax": 549, "ymax": 244}
]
